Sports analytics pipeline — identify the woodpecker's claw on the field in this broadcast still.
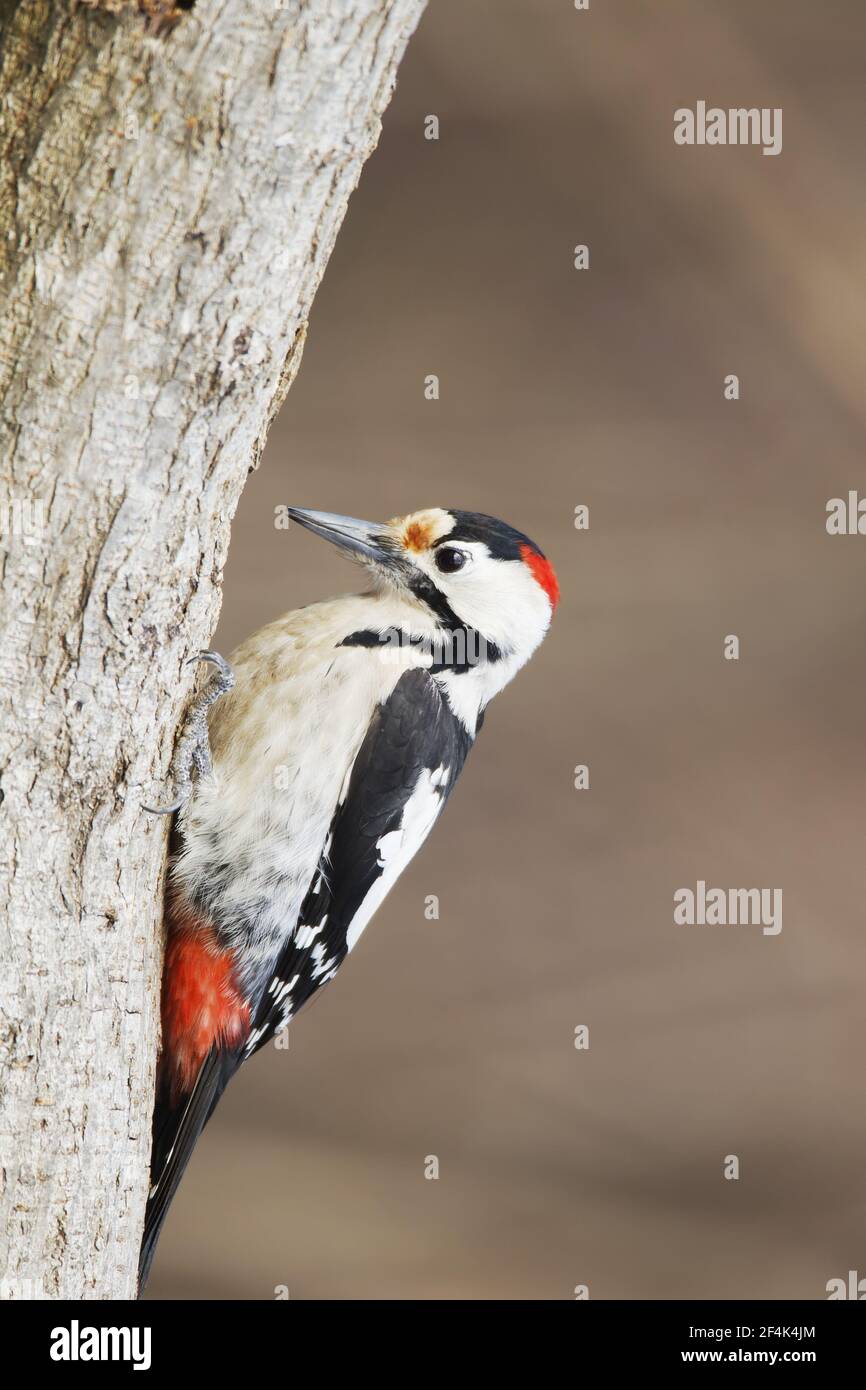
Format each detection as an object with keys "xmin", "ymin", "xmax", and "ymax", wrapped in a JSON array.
[
  {"xmin": 187, "ymin": 650, "xmax": 233, "ymax": 676},
  {"xmin": 143, "ymin": 650, "xmax": 235, "ymax": 817},
  {"xmin": 141, "ymin": 795, "xmax": 185, "ymax": 817}
]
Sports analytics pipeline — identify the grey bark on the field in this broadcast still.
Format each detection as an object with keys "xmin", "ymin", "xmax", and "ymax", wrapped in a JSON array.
[{"xmin": 0, "ymin": 0, "xmax": 425, "ymax": 1299}]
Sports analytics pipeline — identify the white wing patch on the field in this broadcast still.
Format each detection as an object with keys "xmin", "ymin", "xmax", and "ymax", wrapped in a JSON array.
[
  {"xmin": 310, "ymin": 940, "xmax": 340, "ymax": 982},
  {"xmin": 245, "ymin": 973, "xmax": 299, "ymax": 1053},
  {"xmin": 345, "ymin": 764, "xmax": 450, "ymax": 953},
  {"xmin": 294, "ymin": 918, "xmax": 326, "ymax": 949}
]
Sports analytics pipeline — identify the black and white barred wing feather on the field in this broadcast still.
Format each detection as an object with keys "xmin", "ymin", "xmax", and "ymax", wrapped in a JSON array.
[{"xmin": 245, "ymin": 667, "xmax": 473, "ymax": 1055}]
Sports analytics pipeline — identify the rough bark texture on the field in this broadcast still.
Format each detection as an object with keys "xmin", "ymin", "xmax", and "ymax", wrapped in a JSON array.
[{"xmin": 0, "ymin": 0, "xmax": 425, "ymax": 1300}]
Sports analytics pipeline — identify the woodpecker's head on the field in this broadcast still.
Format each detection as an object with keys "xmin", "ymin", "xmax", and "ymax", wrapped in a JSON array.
[{"xmin": 289, "ymin": 507, "xmax": 558, "ymax": 665}]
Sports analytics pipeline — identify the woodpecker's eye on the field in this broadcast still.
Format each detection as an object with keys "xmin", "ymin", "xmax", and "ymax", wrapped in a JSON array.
[{"xmin": 435, "ymin": 546, "xmax": 469, "ymax": 574}]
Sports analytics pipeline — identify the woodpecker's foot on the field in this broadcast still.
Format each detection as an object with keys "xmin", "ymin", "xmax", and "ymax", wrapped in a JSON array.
[{"xmin": 143, "ymin": 651, "xmax": 235, "ymax": 816}]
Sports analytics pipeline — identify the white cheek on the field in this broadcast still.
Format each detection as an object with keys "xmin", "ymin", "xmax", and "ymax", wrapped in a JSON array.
[
  {"xmin": 406, "ymin": 549, "xmax": 551, "ymax": 663},
  {"xmin": 452, "ymin": 564, "xmax": 551, "ymax": 654}
]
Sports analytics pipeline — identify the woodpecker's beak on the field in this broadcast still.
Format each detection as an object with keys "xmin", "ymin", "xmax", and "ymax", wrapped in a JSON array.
[{"xmin": 288, "ymin": 508, "xmax": 396, "ymax": 567}]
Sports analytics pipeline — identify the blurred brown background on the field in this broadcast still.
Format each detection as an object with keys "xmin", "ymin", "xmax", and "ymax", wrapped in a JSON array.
[{"xmin": 148, "ymin": 0, "xmax": 866, "ymax": 1299}]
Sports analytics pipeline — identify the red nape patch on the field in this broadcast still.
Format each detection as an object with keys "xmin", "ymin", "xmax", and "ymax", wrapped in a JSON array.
[
  {"xmin": 161, "ymin": 903, "xmax": 250, "ymax": 1101},
  {"xmin": 520, "ymin": 544, "xmax": 560, "ymax": 610}
]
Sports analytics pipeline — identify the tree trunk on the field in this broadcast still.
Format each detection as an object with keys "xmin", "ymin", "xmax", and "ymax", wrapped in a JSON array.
[{"xmin": 0, "ymin": 0, "xmax": 425, "ymax": 1300}]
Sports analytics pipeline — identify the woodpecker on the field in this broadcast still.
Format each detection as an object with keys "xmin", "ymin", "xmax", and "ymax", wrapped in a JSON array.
[{"xmin": 139, "ymin": 507, "xmax": 558, "ymax": 1289}]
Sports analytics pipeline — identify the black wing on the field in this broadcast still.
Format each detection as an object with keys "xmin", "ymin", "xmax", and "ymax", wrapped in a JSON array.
[{"xmin": 244, "ymin": 667, "xmax": 474, "ymax": 1056}]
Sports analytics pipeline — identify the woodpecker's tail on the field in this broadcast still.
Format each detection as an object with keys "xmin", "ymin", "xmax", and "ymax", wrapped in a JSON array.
[{"xmin": 138, "ymin": 1044, "xmax": 241, "ymax": 1294}]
